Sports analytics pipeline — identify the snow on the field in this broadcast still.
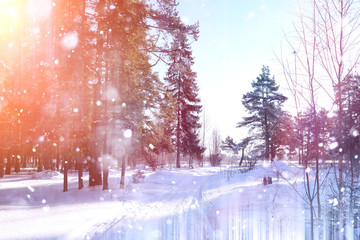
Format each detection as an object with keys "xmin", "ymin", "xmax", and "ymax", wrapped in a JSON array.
[
  {"xmin": 31, "ymin": 170, "xmax": 64, "ymax": 180},
  {"xmin": 0, "ymin": 161, "xmax": 306, "ymax": 240}
]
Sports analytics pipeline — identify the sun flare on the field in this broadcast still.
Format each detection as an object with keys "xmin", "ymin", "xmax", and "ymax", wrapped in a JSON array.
[{"xmin": 0, "ymin": 0, "xmax": 23, "ymax": 35}]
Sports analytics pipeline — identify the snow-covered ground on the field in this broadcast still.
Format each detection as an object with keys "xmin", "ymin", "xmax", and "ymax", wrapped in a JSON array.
[{"xmin": 0, "ymin": 161, "xmax": 306, "ymax": 240}]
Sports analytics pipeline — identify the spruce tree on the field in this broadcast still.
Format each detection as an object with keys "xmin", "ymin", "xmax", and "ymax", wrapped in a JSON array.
[
  {"xmin": 164, "ymin": 28, "xmax": 203, "ymax": 168},
  {"xmin": 238, "ymin": 66, "xmax": 287, "ymax": 161}
]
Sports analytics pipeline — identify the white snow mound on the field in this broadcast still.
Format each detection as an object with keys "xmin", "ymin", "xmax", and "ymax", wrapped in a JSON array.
[
  {"xmin": 247, "ymin": 160, "xmax": 302, "ymax": 180},
  {"xmin": 31, "ymin": 171, "xmax": 64, "ymax": 180}
]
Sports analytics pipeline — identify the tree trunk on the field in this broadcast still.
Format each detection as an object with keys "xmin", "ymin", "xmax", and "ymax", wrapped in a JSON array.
[
  {"xmin": 176, "ymin": 72, "xmax": 181, "ymax": 169},
  {"xmin": 239, "ymin": 148, "xmax": 245, "ymax": 167},
  {"xmin": 310, "ymin": 200, "xmax": 314, "ymax": 240},
  {"xmin": 56, "ymin": 140, "xmax": 60, "ymax": 171},
  {"xmin": 120, "ymin": 155, "xmax": 126, "ymax": 189},
  {"xmin": 306, "ymin": 171, "xmax": 314, "ymax": 240},
  {"xmin": 77, "ymin": 154, "xmax": 83, "ymax": 190},
  {"xmin": 265, "ymin": 114, "xmax": 270, "ymax": 161},
  {"xmin": 14, "ymin": 156, "xmax": 20, "ymax": 173},
  {"xmin": 0, "ymin": 157, "xmax": 4, "ymax": 178},
  {"xmin": 5, "ymin": 156, "xmax": 11, "ymax": 175},
  {"xmin": 37, "ymin": 153, "xmax": 42, "ymax": 172},
  {"xmin": 63, "ymin": 160, "xmax": 68, "ymax": 192},
  {"xmin": 103, "ymin": 165, "xmax": 109, "ymax": 190}
]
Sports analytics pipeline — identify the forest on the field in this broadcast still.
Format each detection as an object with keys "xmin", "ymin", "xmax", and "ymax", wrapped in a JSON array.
[
  {"xmin": 0, "ymin": 0, "xmax": 204, "ymax": 188},
  {"xmin": 1, "ymin": 0, "xmax": 360, "ymax": 239}
]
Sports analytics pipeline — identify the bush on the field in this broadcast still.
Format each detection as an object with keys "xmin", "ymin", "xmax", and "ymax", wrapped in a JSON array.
[
  {"xmin": 210, "ymin": 153, "xmax": 222, "ymax": 166},
  {"xmin": 132, "ymin": 170, "xmax": 145, "ymax": 183}
]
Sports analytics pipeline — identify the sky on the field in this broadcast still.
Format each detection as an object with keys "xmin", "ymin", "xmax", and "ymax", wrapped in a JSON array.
[{"xmin": 177, "ymin": 0, "xmax": 297, "ymax": 141}]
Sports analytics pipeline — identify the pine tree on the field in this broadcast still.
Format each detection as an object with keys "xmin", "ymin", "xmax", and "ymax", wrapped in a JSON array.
[
  {"xmin": 238, "ymin": 66, "xmax": 287, "ymax": 161},
  {"xmin": 154, "ymin": 90, "xmax": 177, "ymax": 155},
  {"xmin": 164, "ymin": 27, "xmax": 203, "ymax": 168},
  {"xmin": 271, "ymin": 110, "xmax": 296, "ymax": 160}
]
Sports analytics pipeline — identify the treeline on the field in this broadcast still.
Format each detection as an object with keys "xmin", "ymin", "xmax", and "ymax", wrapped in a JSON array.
[
  {"xmin": 0, "ymin": 0, "xmax": 204, "ymax": 187},
  {"xmin": 227, "ymin": 66, "xmax": 360, "ymax": 167}
]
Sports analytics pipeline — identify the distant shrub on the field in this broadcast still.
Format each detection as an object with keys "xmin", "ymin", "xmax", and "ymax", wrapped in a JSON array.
[
  {"xmin": 210, "ymin": 153, "xmax": 222, "ymax": 166},
  {"xmin": 132, "ymin": 170, "xmax": 145, "ymax": 183}
]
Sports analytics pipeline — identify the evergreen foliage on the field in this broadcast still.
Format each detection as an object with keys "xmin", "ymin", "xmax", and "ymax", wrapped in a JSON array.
[
  {"xmin": 238, "ymin": 66, "xmax": 287, "ymax": 161},
  {"xmin": 0, "ymin": 0, "xmax": 203, "ymax": 181},
  {"xmin": 164, "ymin": 26, "xmax": 204, "ymax": 168}
]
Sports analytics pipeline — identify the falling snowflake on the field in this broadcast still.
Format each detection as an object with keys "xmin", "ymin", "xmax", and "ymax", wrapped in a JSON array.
[
  {"xmin": 329, "ymin": 142, "xmax": 339, "ymax": 150},
  {"xmin": 124, "ymin": 129, "xmax": 132, "ymax": 138},
  {"xmin": 61, "ymin": 32, "xmax": 79, "ymax": 50},
  {"xmin": 351, "ymin": 128, "xmax": 359, "ymax": 137}
]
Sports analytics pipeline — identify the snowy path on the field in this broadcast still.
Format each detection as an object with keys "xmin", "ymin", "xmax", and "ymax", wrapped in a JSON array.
[
  {"xmin": 95, "ymin": 165, "xmax": 305, "ymax": 240},
  {"xmin": 0, "ymin": 162, "xmax": 306, "ymax": 240}
]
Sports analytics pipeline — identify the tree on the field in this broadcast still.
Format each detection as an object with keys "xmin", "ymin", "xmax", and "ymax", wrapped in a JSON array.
[
  {"xmin": 277, "ymin": 0, "xmax": 360, "ymax": 237},
  {"xmin": 238, "ymin": 66, "xmax": 287, "ymax": 161},
  {"xmin": 164, "ymin": 24, "xmax": 203, "ymax": 168},
  {"xmin": 221, "ymin": 136, "xmax": 254, "ymax": 171},
  {"xmin": 271, "ymin": 110, "xmax": 297, "ymax": 160},
  {"xmin": 53, "ymin": 0, "xmax": 89, "ymax": 190},
  {"xmin": 153, "ymin": 90, "xmax": 177, "ymax": 166},
  {"xmin": 209, "ymin": 128, "xmax": 222, "ymax": 167},
  {"xmin": 0, "ymin": 0, "xmax": 203, "ymax": 187},
  {"xmin": 300, "ymin": 1, "xmax": 360, "ymax": 238}
]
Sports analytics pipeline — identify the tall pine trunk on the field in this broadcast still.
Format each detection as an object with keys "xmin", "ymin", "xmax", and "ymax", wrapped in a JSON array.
[{"xmin": 176, "ymin": 72, "xmax": 181, "ymax": 168}]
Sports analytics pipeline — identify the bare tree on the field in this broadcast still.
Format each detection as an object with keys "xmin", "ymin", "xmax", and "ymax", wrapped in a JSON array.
[
  {"xmin": 199, "ymin": 105, "xmax": 210, "ymax": 166},
  {"xmin": 315, "ymin": 1, "xmax": 360, "ymax": 239},
  {"xmin": 209, "ymin": 128, "xmax": 222, "ymax": 167},
  {"xmin": 278, "ymin": 0, "xmax": 360, "ymax": 239}
]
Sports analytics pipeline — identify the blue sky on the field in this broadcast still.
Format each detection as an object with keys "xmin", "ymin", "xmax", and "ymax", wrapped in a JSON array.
[{"xmin": 178, "ymin": 0, "xmax": 297, "ymax": 141}]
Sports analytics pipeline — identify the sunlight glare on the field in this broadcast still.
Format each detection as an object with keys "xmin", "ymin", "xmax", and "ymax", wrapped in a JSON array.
[
  {"xmin": 26, "ymin": 0, "xmax": 52, "ymax": 22},
  {"xmin": 0, "ymin": 0, "xmax": 21, "ymax": 35}
]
